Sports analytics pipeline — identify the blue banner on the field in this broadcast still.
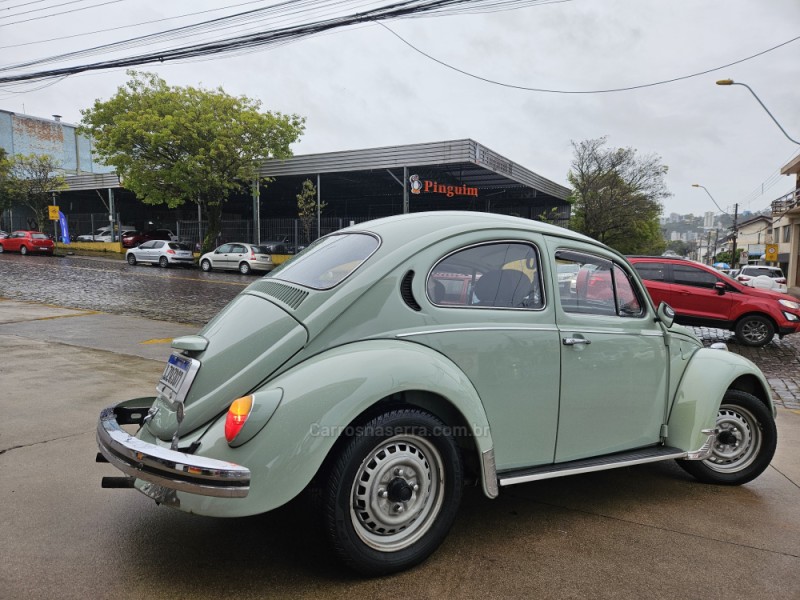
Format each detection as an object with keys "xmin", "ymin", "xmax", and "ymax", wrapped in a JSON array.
[{"xmin": 58, "ymin": 211, "xmax": 70, "ymax": 244}]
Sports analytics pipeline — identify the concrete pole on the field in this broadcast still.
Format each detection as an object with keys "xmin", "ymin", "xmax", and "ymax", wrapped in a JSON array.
[{"xmin": 317, "ymin": 174, "xmax": 321, "ymax": 239}]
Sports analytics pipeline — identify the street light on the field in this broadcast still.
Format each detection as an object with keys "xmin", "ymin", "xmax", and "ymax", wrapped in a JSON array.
[
  {"xmin": 692, "ymin": 184, "xmax": 739, "ymax": 268},
  {"xmin": 716, "ymin": 79, "xmax": 800, "ymax": 145}
]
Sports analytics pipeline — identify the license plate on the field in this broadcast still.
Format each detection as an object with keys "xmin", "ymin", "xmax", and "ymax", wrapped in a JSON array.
[{"xmin": 156, "ymin": 353, "xmax": 200, "ymax": 404}]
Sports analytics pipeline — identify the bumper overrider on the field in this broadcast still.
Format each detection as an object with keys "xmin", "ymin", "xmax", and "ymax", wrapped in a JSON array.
[{"xmin": 97, "ymin": 403, "xmax": 250, "ymax": 498}]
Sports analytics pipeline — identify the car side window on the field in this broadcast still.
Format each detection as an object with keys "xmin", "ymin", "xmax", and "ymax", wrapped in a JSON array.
[
  {"xmin": 231, "ymin": 244, "xmax": 246, "ymax": 253},
  {"xmin": 139, "ymin": 241, "xmax": 153, "ymax": 249},
  {"xmin": 673, "ymin": 264, "xmax": 718, "ymax": 289},
  {"xmin": 428, "ymin": 242, "xmax": 543, "ymax": 309},
  {"xmin": 217, "ymin": 244, "xmax": 232, "ymax": 253},
  {"xmin": 556, "ymin": 251, "xmax": 643, "ymax": 318},
  {"xmin": 633, "ymin": 262, "xmax": 666, "ymax": 281},
  {"xmin": 153, "ymin": 241, "xmax": 164, "ymax": 249}
]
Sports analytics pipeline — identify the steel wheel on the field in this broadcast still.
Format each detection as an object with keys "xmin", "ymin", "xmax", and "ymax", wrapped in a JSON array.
[
  {"xmin": 158, "ymin": 256, "xmax": 169, "ymax": 268},
  {"xmin": 201, "ymin": 259, "xmax": 212, "ymax": 272},
  {"xmin": 20, "ymin": 245, "xmax": 28, "ymax": 255},
  {"xmin": 677, "ymin": 389, "xmax": 776, "ymax": 485},
  {"xmin": 350, "ymin": 434, "xmax": 445, "ymax": 552},
  {"xmin": 126, "ymin": 253, "xmax": 137, "ymax": 265},
  {"xmin": 238, "ymin": 261, "xmax": 251, "ymax": 275},
  {"xmin": 705, "ymin": 404, "xmax": 762, "ymax": 473},
  {"xmin": 323, "ymin": 408, "xmax": 463, "ymax": 575},
  {"xmin": 735, "ymin": 315, "xmax": 774, "ymax": 346}
]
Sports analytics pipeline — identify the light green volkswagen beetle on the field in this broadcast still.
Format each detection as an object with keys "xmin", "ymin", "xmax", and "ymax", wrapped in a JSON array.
[{"xmin": 97, "ymin": 211, "xmax": 777, "ymax": 575}]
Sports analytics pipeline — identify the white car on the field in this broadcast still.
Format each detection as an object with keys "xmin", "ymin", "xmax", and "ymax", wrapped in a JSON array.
[
  {"xmin": 77, "ymin": 226, "xmax": 135, "ymax": 243},
  {"xmin": 125, "ymin": 240, "xmax": 194, "ymax": 268},
  {"xmin": 199, "ymin": 242, "xmax": 275, "ymax": 275},
  {"xmin": 736, "ymin": 266, "xmax": 788, "ymax": 293}
]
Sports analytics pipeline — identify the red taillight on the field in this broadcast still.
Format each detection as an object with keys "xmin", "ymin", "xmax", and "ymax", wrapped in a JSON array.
[
  {"xmin": 167, "ymin": 249, "xmax": 175, "ymax": 255},
  {"xmin": 777, "ymin": 278, "xmax": 786, "ymax": 284},
  {"xmin": 249, "ymin": 249, "xmax": 256, "ymax": 260},
  {"xmin": 224, "ymin": 396, "xmax": 253, "ymax": 443}
]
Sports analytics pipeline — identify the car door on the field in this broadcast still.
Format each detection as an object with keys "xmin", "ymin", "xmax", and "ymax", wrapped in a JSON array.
[
  {"xmin": 551, "ymin": 245, "xmax": 668, "ymax": 463},
  {"xmin": 667, "ymin": 263, "xmax": 735, "ymax": 324},
  {"xmin": 229, "ymin": 244, "xmax": 247, "ymax": 270},
  {"xmin": 212, "ymin": 244, "xmax": 233, "ymax": 269},
  {"xmin": 417, "ymin": 238, "xmax": 562, "ymax": 471}
]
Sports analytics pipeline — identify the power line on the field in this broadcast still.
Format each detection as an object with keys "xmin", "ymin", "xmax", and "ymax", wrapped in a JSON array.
[
  {"xmin": 0, "ymin": 0, "xmax": 563, "ymax": 84},
  {"xmin": 378, "ymin": 21, "xmax": 800, "ymax": 94},
  {"xmin": 0, "ymin": 0, "xmax": 125, "ymax": 26}
]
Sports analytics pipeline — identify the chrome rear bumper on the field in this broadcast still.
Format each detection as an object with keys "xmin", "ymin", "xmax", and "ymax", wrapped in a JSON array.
[{"xmin": 97, "ymin": 403, "xmax": 250, "ymax": 498}]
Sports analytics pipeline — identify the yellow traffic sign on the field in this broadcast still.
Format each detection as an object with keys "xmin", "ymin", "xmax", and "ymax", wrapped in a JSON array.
[
  {"xmin": 48, "ymin": 205, "xmax": 60, "ymax": 220},
  {"xmin": 765, "ymin": 244, "xmax": 778, "ymax": 262}
]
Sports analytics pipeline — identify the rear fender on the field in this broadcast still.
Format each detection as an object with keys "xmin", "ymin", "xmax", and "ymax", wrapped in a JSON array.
[
  {"xmin": 667, "ymin": 348, "xmax": 773, "ymax": 451},
  {"xmin": 174, "ymin": 339, "xmax": 495, "ymax": 517}
]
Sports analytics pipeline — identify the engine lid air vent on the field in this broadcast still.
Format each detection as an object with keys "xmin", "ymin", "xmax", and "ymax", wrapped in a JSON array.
[{"xmin": 248, "ymin": 280, "xmax": 309, "ymax": 310}]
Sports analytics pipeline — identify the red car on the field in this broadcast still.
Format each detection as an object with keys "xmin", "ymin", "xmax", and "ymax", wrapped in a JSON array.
[
  {"xmin": 629, "ymin": 256, "xmax": 800, "ymax": 347},
  {"xmin": 0, "ymin": 230, "xmax": 55, "ymax": 256}
]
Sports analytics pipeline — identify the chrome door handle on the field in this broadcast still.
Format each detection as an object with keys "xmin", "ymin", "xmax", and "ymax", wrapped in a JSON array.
[{"xmin": 562, "ymin": 337, "xmax": 591, "ymax": 346}]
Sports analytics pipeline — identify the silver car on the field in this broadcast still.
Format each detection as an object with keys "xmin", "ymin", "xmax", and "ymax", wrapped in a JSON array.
[
  {"xmin": 199, "ymin": 243, "xmax": 275, "ymax": 275},
  {"xmin": 126, "ymin": 240, "xmax": 194, "ymax": 268}
]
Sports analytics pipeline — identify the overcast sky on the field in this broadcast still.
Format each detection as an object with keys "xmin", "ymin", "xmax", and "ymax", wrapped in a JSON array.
[{"xmin": 1, "ymin": 0, "xmax": 798, "ymax": 217}]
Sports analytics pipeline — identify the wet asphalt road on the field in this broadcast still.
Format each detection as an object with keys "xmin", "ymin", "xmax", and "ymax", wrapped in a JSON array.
[{"xmin": 0, "ymin": 252, "xmax": 246, "ymax": 325}]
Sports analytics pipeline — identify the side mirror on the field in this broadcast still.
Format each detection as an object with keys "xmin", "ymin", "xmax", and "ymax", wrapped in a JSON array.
[
  {"xmin": 657, "ymin": 302, "xmax": 675, "ymax": 328},
  {"xmin": 714, "ymin": 281, "xmax": 726, "ymax": 295}
]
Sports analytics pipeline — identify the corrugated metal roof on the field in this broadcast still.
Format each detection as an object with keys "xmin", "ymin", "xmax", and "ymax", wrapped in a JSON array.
[
  {"xmin": 259, "ymin": 139, "xmax": 570, "ymax": 200},
  {"xmin": 64, "ymin": 172, "xmax": 121, "ymax": 190}
]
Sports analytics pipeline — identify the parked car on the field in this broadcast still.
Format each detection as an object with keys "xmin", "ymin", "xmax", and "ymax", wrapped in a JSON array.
[
  {"xmin": 736, "ymin": 265, "xmax": 788, "ymax": 293},
  {"xmin": 199, "ymin": 243, "xmax": 276, "ymax": 274},
  {"xmin": 121, "ymin": 230, "xmax": 146, "ymax": 248},
  {"xmin": 0, "ymin": 230, "xmax": 55, "ymax": 255},
  {"xmin": 98, "ymin": 212, "xmax": 777, "ymax": 575},
  {"xmin": 77, "ymin": 226, "xmax": 135, "ymax": 243},
  {"xmin": 629, "ymin": 255, "xmax": 800, "ymax": 346},
  {"xmin": 0, "ymin": 230, "xmax": 8, "ymax": 239},
  {"xmin": 125, "ymin": 240, "xmax": 194, "ymax": 268},
  {"xmin": 142, "ymin": 228, "xmax": 179, "ymax": 242}
]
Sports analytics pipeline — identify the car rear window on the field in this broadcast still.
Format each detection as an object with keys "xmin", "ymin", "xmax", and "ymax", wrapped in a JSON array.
[
  {"xmin": 168, "ymin": 242, "xmax": 191, "ymax": 251},
  {"xmin": 31, "ymin": 233, "xmax": 49, "ymax": 240},
  {"xmin": 742, "ymin": 267, "xmax": 783, "ymax": 279},
  {"xmin": 269, "ymin": 233, "xmax": 379, "ymax": 290}
]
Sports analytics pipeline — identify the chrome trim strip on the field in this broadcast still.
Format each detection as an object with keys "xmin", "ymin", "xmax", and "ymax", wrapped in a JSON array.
[
  {"xmin": 97, "ymin": 405, "xmax": 250, "ymax": 498},
  {"xmin": 396, "ymin": 325, "xmax": 559, "ymax": 338},
  {"xmin": 498, "ymin": 450, "xmax": 688, "ymax": 487},
  {"xmin": 481, "ymin": 448, "xmax": 499, "ymax": 499},
  {"xmin": 685, "ymin": 429, "xmax": 716, "ymax": 460}
]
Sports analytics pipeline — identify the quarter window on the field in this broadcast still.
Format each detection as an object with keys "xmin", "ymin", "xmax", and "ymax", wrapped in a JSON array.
[
  {"xmin": 633, "ymin": 262, "xmax": 666, "ymax": 281},
  {"xmin": 428, "ymin": 242, "xmax": 543, "ymax": 309}
]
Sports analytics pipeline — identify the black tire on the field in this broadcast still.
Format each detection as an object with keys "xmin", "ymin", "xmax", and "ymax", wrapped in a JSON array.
[
  {"xmin": 158, "ymin": 256, "xmax": 169, "ymax": 268},
  {"xmin": 0, "ymin": 244, "xmax": 4, "ymax": 253},
  {"xmin": 238, "ymin": 261, "xmax": 251, "ymax": 275},
  {"xmin": 677, "ymin": 389, "xmax": 776, "ymax": 485},
  {"xmin": 20, "ymin": 245, "xmax": 28, "ymax": 256},
  {"xmin": 734, "ymin": 315, "xmax": 775, "ymax": 346},
  {"xmin": 201, "ymin": 259, "xmax": 212, "ymax": 272},
  {"xmin": 126, "ymin": 253, "xmax": 137, "ymax": 266},
  {"xmin": 322, "ymin": 408, "xmax": 463, "ymax": 576}
]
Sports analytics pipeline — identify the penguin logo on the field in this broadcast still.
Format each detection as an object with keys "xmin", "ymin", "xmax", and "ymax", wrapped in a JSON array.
[{"xmin": 409, "ymin": 174, "xmax": 422, "ymax": 195}]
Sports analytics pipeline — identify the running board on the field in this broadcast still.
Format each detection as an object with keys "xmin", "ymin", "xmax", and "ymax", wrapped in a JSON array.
[{"xmin": 498, "ymin": 446, "xmax": 687, "ymax": 487}]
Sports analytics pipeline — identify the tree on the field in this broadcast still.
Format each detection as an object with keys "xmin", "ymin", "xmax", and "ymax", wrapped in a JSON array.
[
  {"xmin": 0, "ymin": 148, "xmax": 13, "ymax": 220},
  {"xmin": 80, "ymin": 71, "xmax": 305, "ymax": 253},
  {"xmin": 7, "ymin": 153, "xmax": 67, "ymax": 231},
  {"xmin": 568, "ymin": 137, "xmax": 669, "ymax": 255},
  {"xmin": 296, "ymin": 178, "xmax": 323, "ymax": 244}
]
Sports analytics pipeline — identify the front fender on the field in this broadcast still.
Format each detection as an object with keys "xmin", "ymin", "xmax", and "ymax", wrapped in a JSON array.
[
  {"xmin": 667, "ymin": 348, "xmax": 773, "ymax": 452},
  {"xmin": 175, "ymin": 339, "xmax": 495, "ymax": 517}
]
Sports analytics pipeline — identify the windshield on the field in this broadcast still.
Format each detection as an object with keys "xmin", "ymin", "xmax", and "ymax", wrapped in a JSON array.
[{"xmin": 269, "ymin": 233, "xmax": 379, "ymax": 290}]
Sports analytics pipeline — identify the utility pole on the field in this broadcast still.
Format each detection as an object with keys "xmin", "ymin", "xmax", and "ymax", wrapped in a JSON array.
[
  {"xmin": 706, "ymin": 230, "xmax": 712, "ymax": 264},
  {"xmin": 731, "ymin": 203, "xmax": 739, "ymax": 268}
]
